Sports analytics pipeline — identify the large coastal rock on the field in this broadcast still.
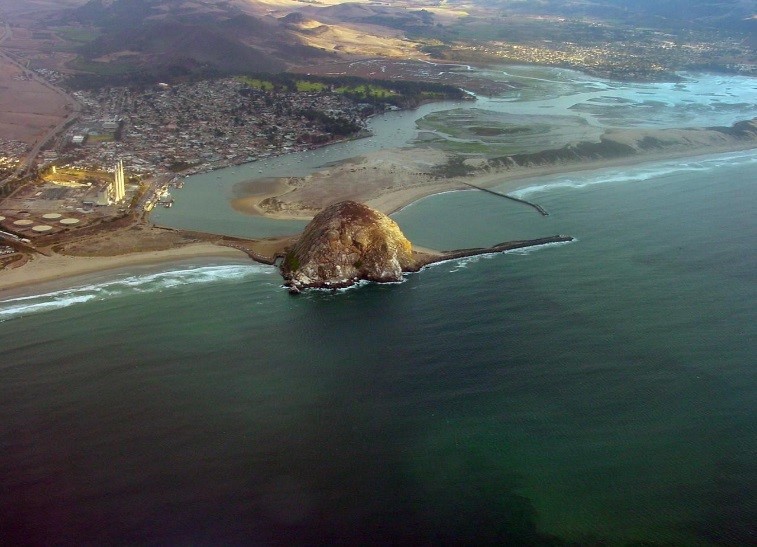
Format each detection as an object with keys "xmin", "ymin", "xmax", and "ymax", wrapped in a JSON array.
[{"xmin": 281, "ymin": 201, "xmax": 413, "ymax": 292}]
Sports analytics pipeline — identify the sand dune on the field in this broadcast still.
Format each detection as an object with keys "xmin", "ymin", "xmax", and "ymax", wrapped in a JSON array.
[{"xmin": 231, "ymin": 122, "xmax": 757, "ymax": 221}]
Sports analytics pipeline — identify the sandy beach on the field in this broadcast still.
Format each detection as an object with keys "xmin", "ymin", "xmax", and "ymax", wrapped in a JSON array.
[
  {"xmin": 231, "ymin": 135, "xmax": 757, "ymax": 221},
  {"xmin": 2, "ymin": 125, "xmax": 755, "ymax": 299},
  {"xmin": 0, "ymin": 243, "xmax": 252, "ymax": 298}
]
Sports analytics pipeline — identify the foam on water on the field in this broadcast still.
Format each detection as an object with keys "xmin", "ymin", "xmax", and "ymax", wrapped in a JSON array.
[
  {"xmin": 418, "ymin": 239, "xmax": 575, "ymax": 273},
  {"xmin": 298, "ymin": 276, "xmax": 412, "ymax": 297},
  {"xmin": 503, "ymin": 239, "xmax": 576, "ymax": 256},
  {"xmin": 510, "ymin": 150, "xmax": 757, "ymax": 198},
  {"xmin": 446, "ymin": 252, "xmax": 497, "ymax": 272},
  {"xmin": 0, "ymin": 264, "xmax": 272, "ymax": 321}
]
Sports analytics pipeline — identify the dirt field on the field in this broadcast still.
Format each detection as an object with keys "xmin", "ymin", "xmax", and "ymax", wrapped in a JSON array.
[
  {"xmin": 0, "ymin": 1, "xmax": 87, "ymax": 22},
  {"xmin": 0, "ymin": 55, "xmax": 71, "ymax": 143},
  {"xmin": 0, "ymin": 1, "xmax": 83, "ymax": 145}
]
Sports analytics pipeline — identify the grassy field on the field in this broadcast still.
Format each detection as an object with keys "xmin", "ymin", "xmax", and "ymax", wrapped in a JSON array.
[
  {"xmin": 295, "ymin": 80, "xmax": 327, "ymax": 92},
  {"xmin": 334, "ymin": 83, "xmax": 395, "ymax": 98},
  {"xmin": 237, "ymin": 77, "xmax": 274, "ymax": 91},
  {"xmin": 67, "ymin": 58, "xmax": 135, "ymax": 76},
  {"xmin": 54, "ymin": 27, "xmax": 102, "ymax": 44},
  {"xmin": 43, "ymin": 166, "xmax": 107, "ymax": 182},
  {"xmin": 238, "ymin": 76, "xmax": 397, "ymax": 99},
  {"xmin": 86, "ymin": 134, "xmax": 115, "ymax": 143}
]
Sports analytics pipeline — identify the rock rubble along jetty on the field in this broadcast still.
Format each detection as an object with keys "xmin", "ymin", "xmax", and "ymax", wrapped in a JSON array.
[{"xmin": 423, "ymin": 235, "xmax": 575, "ymax": 266}]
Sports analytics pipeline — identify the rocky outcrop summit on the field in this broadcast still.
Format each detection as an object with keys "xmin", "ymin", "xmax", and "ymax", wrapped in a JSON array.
[{"xmin": 281, "ymin": 201, "xmax": 414, "ymax": 292}]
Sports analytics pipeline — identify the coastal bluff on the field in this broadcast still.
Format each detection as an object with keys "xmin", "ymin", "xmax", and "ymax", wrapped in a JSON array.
[{"xmin": 280, "ymin": 201, "xmax": 414, "ymax": 292}]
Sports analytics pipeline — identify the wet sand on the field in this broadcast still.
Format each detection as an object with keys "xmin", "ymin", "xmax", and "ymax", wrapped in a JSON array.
[{"xmin": 0, "ymin": 243, "xmax": 251, "ymax": 298}]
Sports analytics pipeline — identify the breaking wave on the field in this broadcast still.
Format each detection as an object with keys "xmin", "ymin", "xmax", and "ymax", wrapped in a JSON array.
[
  {"xmin": 421, "ymin": 239, "xmax": 576, "ymax": 273},
  {"xmin": 509, "ymin": 150, "xmax": 757, "ymax": 198},
  {"xmin": 0, "ymin": 264, "xmax": 273, "ymax": 321}
]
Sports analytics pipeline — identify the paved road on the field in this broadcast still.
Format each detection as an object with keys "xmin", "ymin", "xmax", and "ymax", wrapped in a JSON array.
[{"xmin": 0, "ymin": 21, "xmax": 82, "ymax": 189}]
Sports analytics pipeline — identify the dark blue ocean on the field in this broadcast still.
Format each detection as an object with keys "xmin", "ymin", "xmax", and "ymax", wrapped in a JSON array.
[{"xmin": 1, "ymin": 150, "xmax": 755, "ymax": 545}]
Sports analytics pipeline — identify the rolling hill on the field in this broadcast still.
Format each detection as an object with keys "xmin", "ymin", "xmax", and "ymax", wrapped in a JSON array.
[
  {"xmin": 62, "ymin": 0, "xmax": 332, "ymax": 83},
  {"xmin": 57, "ymin": 0, "xmax": 755, "ymax": 86}
]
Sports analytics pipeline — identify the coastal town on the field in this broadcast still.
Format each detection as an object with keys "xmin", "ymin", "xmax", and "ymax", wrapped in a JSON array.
[
  {"xmin": 60, "ymin": 78, "xmax": 372, "ymax": 178},
  {"xmin": 0, "ymin": 76, "xmax": 383, "ymax": 262},
  {"xmin": 441, "ymin": 29, "xmax": 756, "ymax": 82},
  {"xmin": 0, "ymin": 0, "xmax": 754, "ymax": 271}
]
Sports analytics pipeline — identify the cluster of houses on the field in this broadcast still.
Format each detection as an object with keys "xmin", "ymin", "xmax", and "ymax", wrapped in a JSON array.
[{"xmin": 58, "ymin": 78, "xmax": 371, "ymax": 178}]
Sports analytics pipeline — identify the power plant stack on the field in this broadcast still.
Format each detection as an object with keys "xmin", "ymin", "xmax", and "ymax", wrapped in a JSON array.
[{"xmin": 113, "ymin": 160, "xmax": 126, "ymax": 202}]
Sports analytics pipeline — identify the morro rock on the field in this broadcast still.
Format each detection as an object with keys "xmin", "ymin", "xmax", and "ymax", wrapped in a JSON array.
[{"xmin": 281, "ymin": 201, "xmax": 413, "ymax": 292}]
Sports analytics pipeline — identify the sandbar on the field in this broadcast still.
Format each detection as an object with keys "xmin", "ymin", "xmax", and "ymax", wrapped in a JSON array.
[{"xmin": 230, "ymin": 125, "xmax": 757, "ymax": 221}]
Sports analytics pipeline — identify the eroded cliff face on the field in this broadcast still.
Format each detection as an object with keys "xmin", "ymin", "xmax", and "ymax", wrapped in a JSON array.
[{"xmin": 280, "ymin": 201, "xmax": 413, "ymax": 292}]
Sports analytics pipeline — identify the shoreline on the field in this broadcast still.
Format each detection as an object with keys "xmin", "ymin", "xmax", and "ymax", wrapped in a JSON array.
[
  {"xmin": 232, "ymin": 141, "xmax": 757, "ymax": 221},
  {"xmin": 176, "ymin": 131, "xmax": 372, "ymax": 178},
  {"xmin": 426, "ymin": 141, "xmax": 757, "ymax": 209},
  {"xmin": 0, "ymin": 243, "xmax": 254, "ymax": 300},
  {"xmin": 2, "ymin": 142, "xmax": 754, "ymax": 300}
]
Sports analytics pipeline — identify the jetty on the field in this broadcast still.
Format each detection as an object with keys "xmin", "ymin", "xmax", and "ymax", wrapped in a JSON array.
[
  {"xmin": 405, "ymin": 234, "xmax": 575, "ymax": 273},
  {"xmin": 462, "ymin": 182, "xmax": 549, "ymax": 216},
  {"xmin": 437, "ymin": 235, "xmax": 572, "ymax": 263}
]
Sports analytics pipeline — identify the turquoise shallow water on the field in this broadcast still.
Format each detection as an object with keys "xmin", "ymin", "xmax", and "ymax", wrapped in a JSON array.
[{"xmin": 0, "ymin": 151, "xmax": 754, "ymax": 545}]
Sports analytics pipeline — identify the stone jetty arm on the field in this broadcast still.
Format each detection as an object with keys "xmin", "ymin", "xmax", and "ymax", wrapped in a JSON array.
[{"xmin": 406, "ymin": 235, "xmax": 574, "ymax": 272}]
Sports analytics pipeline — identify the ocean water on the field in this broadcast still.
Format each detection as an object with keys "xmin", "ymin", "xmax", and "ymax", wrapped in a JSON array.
[{"xmin": 1, "ymin": 151, "xmax": 754, "ymax": 545}]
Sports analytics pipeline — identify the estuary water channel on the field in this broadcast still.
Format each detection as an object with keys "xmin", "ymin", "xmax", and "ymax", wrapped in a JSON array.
[
  {"xmin": 151, "ymin": 65, "xmax": 757, "ymax": 242},
  {"xmin": 150, "ymin": 98, "xmax": 467, "ymax": 238}
]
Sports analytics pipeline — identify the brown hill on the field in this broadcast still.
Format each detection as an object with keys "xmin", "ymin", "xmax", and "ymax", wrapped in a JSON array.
[
  {"xmin": 82, "ymin": 20, "xmax": 285, "ymax": 73},
  {"xmin": 68, "ymin": 2, "xmax": 330, "ymax": 80}
]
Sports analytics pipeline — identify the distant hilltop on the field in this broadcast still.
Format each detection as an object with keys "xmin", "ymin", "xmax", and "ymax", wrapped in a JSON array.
[
  {"xmin": 61, "ymin": 0, "xmax": 328, "ymax": 84},
  {"xmin": 47, "ymin": 0, "xmax": 754, "ymax": 87}
]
